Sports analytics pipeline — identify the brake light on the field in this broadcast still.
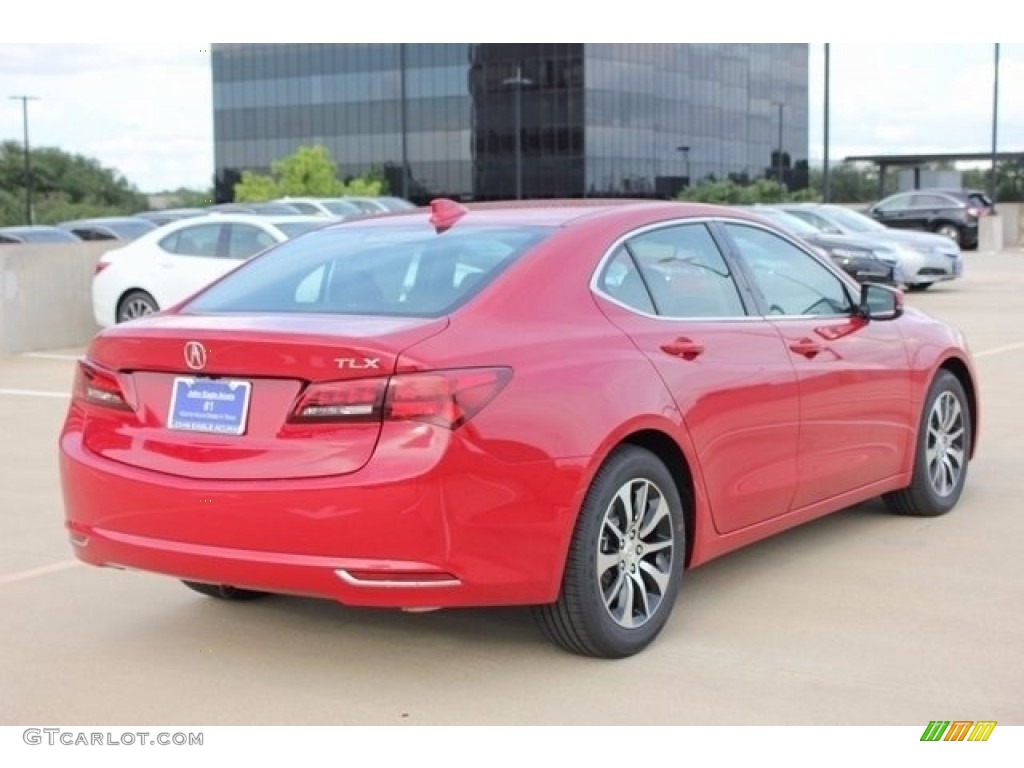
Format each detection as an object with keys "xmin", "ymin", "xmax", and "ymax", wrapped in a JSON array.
[
  {"xmin": 94, "ymin": 261, "xmax": 111, "ymax": 275},
  {"xmin": 289, "ymin": 368, "xmax": 511, "ymax": 429},
  {"xmin": 74, "ymin": 360, "xmax": 131, "ymax": 410},
  {"xmin": 289, "ymin": 378, "xmax": 388, "ymax": 422}
]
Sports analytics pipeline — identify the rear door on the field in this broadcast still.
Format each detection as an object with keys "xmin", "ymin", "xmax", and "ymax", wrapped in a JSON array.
[
  {"xmin": 593, "ymin": 221, "xmax": 801, "ymax": 534},
  {"xmin": 154, "ymin": 222, "xmax": 235, "ymax": 307}
]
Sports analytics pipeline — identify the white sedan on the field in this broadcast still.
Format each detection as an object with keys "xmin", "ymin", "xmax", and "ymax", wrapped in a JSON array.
[{"xmin": 92, "ymin": 214, "xmax": 330, "ymax": 327}]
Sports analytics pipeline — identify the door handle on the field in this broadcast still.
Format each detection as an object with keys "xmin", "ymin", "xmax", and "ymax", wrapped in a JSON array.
[
  {"xmin": 660, "ymin": 337, "xmax": 705, "ymax": 360},
  {"xmin": 789, "ymin": 338, "xmax": 822, "ymax": 358}
]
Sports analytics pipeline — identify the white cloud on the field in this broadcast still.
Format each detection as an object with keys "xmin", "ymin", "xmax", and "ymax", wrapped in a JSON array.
[{"xmin": 808, "ymin": 44, "xmax": 1024, "ymax": 164}]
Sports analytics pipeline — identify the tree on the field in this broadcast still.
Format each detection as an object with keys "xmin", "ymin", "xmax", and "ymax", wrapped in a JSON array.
[
  {"xmin": 232, "ymin": 145, "xmax": 386, "ymax": 202},
  {"xmin": 0, "ymin": 141, "xmax": 148, "ymax": 226},
  {"xmin": 677, "ymin": 178, "xmax": 819, "ymax": 205}
]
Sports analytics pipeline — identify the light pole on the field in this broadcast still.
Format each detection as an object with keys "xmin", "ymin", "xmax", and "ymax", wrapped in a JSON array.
[
  {"xmin": 399, "ymin": 44, "xmax": 409, "ymax": 200},
  {"xmin": 771, "ymin": 100, "xmax": 784, "ymax": 186},
  {"xmin": 823, "ymin": 43, "xmax": 831, "ymax": 202},
  {"xmin": 990, "ymin": 43, "xmax": 1000, "ymax": 203},
  {"xmin": 502, "ymin": 64, "xmax": 534, "ymax": 200},
  {"xmin": 676, "ymin": 145, "xmax": 691, "ymax": 189},
  {"xmin": 9, "ymin": 95, "xmax": 40, "ymax": 224}
]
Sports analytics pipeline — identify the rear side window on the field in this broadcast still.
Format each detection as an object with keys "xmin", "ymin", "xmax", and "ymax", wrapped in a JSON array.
[
  {"xmin": 185, "ymin": 225, "xmax": 553, "ymax": 317},
  {"xmin": 159, "ymin": 224, "xmax": 224, "ymax": 257}
]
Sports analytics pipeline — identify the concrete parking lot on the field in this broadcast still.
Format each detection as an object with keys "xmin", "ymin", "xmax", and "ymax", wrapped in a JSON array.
[{"xmin": 2, "ymin": 251, "xmax": 1023, "ymax": 726}]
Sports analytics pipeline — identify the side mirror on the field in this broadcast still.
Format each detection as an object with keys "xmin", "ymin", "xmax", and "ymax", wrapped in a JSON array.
[{"xmin": 859, "ymin": 283, "xmax": 903, "ymax": 321}]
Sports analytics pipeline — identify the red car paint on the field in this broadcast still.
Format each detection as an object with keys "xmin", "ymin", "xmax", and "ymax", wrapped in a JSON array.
[{"xmin": 60, "ymin": 201, "xmax": 978, "ymax": 610}]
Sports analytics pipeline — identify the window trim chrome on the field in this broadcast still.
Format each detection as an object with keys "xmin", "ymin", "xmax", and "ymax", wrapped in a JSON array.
[{"xmin": 590, "ymin": 215, "xmax": 860, "ymax": 322}]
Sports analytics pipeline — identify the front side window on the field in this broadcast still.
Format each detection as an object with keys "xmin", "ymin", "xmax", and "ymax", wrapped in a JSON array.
[
  {"xmin": 877, "ymin": 194, "xmax": 912, "ymax": 213},
  {"xmin": 185, "ymin": 225, "xmax": 552, "ymax": 317},
  {"xmin": 724, "ymin": 223, "xmax": 854, "ymax": 317}
]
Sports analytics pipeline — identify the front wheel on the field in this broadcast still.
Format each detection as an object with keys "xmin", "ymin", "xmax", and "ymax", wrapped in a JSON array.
[
  {"xmin": 533, "ymin": 446, "xmax": 685, "ymax": 658},
  {"xmin": 934, "ymin": 222, "xmax": 962, "ymax": 246},
  {"xmin": 884, "ymin": 370, "xmax": 971, "ymax": 517}
]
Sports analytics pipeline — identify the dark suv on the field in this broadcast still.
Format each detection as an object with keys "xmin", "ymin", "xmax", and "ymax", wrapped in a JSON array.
[{"xmin": 867, "ymin": 188, "xmax": 995, "ymax": 249}]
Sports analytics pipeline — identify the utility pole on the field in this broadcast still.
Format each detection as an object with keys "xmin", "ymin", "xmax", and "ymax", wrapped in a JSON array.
[
  {"xmin": 823, "ymin": 44, "xmax": 831, "ymax": 202},
  {"xmin": 9, "ymin": 95, "xmax": 40, "ymax": 224},
  {"xmin": 502, "ymin": 64, "xmax": 534, "ymax": 200},
  {"xmin": 772, "ymin": 101, "xmax": 784, "ymax": 186},
  {"xmin": 990, "ymin": 43, "xmax": 1000, "ymax": 203}
]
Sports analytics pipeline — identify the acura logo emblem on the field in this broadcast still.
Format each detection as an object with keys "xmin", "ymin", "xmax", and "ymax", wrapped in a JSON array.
[{"xmin": 184, "ymin": 341, "xmax": 207, "ymax": 371}]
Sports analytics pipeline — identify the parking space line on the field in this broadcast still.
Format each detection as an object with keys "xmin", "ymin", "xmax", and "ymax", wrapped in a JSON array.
[
  {"xmin": 20, "ymin": 353, "xmax": 81, "ymax": 361},
  {"xmin": 0, "ymin": 388, "xmax": 69, "ymax": 399},
  {"xmin": 975, "ymin": 341, "xmax": 1024, "ymax": 359},
  {"xmin": 0, "ymin": 560, "xmax": 80, "ymax": 587}
]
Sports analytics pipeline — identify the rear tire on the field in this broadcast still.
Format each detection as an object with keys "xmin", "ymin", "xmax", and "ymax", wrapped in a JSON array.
[
  {"xmin": 117, "ymin": 290, "xmax": 159, "ymax": 323},
  {"xmin": 182, "ymin": 581, "xmax": 270, "ymax": 601},
  {"xmin": 884, "ymin": 370, "xmax": 971, "ymax": 517},
  {"xmin": 533, "ymin": 446, "xmax": 685, "ymax": 658}
]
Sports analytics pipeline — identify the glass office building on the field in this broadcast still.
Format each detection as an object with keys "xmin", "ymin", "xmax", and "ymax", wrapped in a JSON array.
[{"xmin": 212, "ymin": 44, "xmax": 808, "ymax": 203}]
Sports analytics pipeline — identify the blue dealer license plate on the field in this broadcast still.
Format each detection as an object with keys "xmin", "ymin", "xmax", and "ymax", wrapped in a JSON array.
[{"xmin": 168, "ymin": 377, "xmax": 252, "ymax": 436}]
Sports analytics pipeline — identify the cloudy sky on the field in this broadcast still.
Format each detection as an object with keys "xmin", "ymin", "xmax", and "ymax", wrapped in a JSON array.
[{"xmin": 0, "ymin": 42, "xmax": 1019, "ymax": 193}]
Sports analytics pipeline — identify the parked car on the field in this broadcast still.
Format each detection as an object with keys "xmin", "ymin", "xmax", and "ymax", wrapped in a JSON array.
[
  {"xmin": 271, "ymin": 197, "xmax": 366, "ymax": 218},
  {"xmin": 867, "ymin": 188, "xmax": 995, "ymax": 249},
  {"xmin": 0, "ymin": 225, "xmax": 80, "ymax": 244},
  {"xmin": 91, "ymin": 214, "xmax": 329, "ymax": 326},
  {"xmin": 739, "ymin": 206, "xmax": 903, "ymax": 285},
  {"xmin": 58, "ymin": 216, "xmax": 157, "ymax": 241},
  {"xmin": 341, "ymin": 196, "xmax": 392, "ymax": 214},
  {"xmin": 62, "ymin": 199, "xmax": 978, "ymax": 658},
  {"xmin": 779, "ymin": 204, "xmax": 963, "ymax": 291},
  {"xmin": 208, "ymin": 202, "xmax": 305, "ymax": 215},
  {"xmin": 134, "ymin": 208, "xmax": 207, "ymax": 227},
  {"xmin": 373, "ymin": 196, "xmax": 418, "ymax": 212}
]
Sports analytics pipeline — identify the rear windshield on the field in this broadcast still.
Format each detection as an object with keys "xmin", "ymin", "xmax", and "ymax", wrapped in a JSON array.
[
  {"xmin": 17, "ymin": 228, "xmax": 80, "ymax": 243},
  {"xmin": 108, "ymin": 220, "xmax": 157, "ymax": 240},
  {"xmin": 184, "ymin": 225, "xmax": 553, "ymax": 317},
  {"xmin": 749, "ymin": 208, "xmax": 819, "ymax": 236},
  {"xmin": 275, "ymin": 221, "xmax": 325, "ymax": 238}
]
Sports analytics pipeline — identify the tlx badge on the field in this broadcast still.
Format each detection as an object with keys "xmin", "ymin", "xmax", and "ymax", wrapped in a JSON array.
[{"xmin": 334, "ymin": 357, "xmax": 381, "ymax": 370}]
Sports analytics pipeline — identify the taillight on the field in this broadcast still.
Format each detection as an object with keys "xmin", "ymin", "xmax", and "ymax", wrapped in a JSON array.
[
  {"xmin": 289, "ymin": 378, "xmax": 388, "ymax": 423},
  {"xmin": 73, "ymin": 360, "xmax": 131, "ymax": 410},
  {"xmin": 289, "ymin": 368, "xmax": 511, "ymax": 429},
  {"xmin": 94, "ymin": 261, "xmax": 110, "ymax": 275}
]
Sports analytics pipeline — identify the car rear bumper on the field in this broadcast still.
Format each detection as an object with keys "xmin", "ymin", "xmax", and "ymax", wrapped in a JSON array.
[{"xmin": 60, "ymin": 425, "xmax": 585, "ymax": 608}]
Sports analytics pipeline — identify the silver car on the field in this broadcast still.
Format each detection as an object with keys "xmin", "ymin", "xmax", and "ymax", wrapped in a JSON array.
[{"xmin": 779, "ymin": 204, "xmax": 964, "ymax": 291}]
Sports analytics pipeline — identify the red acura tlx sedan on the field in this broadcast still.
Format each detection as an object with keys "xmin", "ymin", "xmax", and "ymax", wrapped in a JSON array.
[{"xmin": 60, "ymin": 199, "xmax": 978, "ymax": 658}]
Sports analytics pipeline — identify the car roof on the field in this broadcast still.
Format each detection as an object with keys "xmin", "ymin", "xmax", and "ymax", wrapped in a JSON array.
[
  {"xmin": 2, "ymin": 224, "xmax": 69, "ymax": 232},
  {"xmin": 317, "ymin": 199, "xmax": 765, "ymax": 231},
  {"xmin": 164, "ymin": 213, "xmax": 328, "ymax": 227},
  {"xmin": 59, "ymin": 216, "xmax": 156, "ymax": 227}
]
